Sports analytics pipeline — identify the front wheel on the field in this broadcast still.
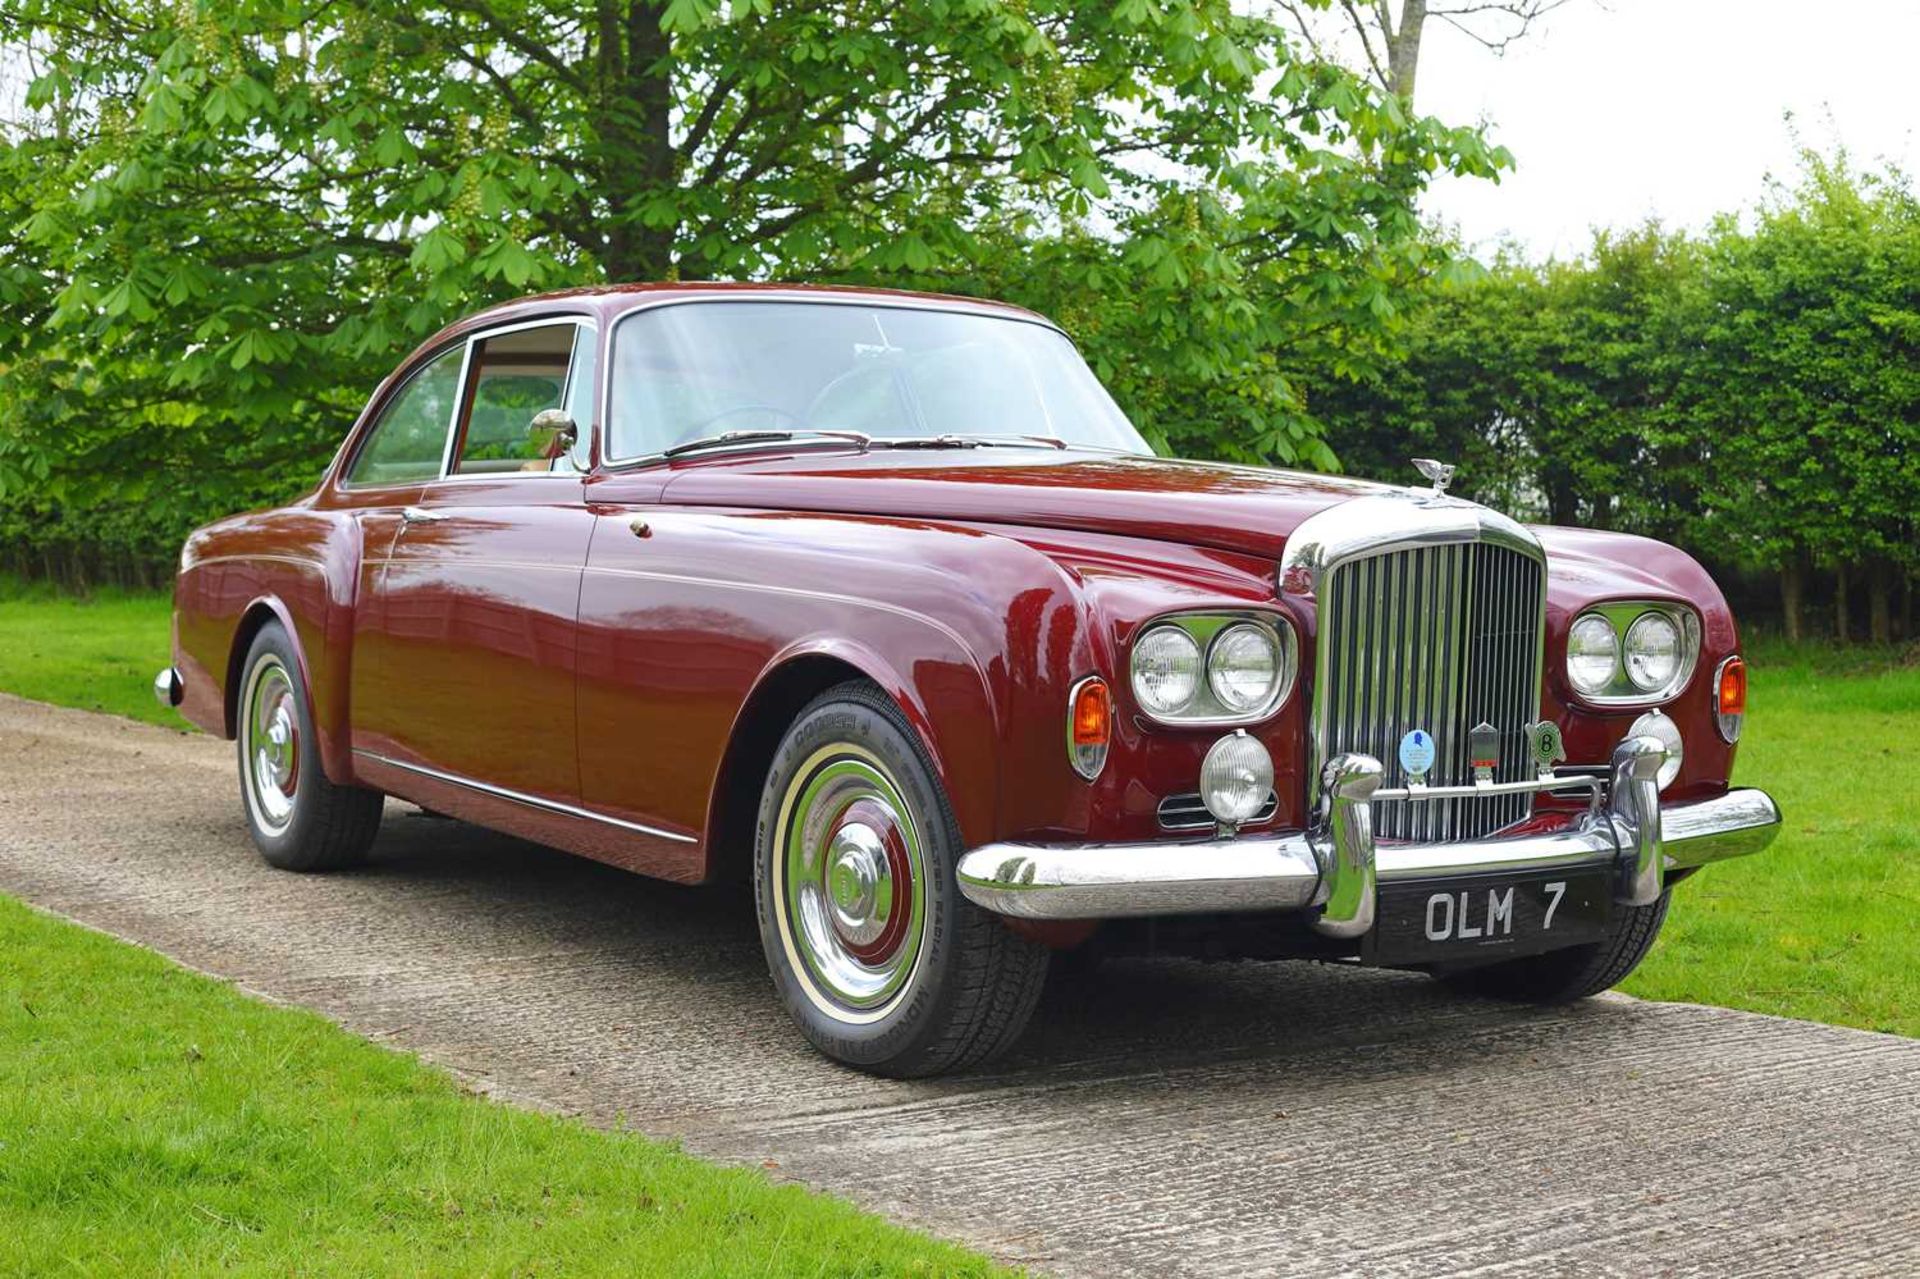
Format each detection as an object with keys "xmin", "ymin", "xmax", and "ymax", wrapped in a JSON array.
[
  {"xmin": 1435, "ymin": 891, "xmax": 1670, "ymax": 1003},
  {"xmin": 236, "ymin": 622, "xmax": 384, "ymax": 872},
  {"xmin": 754, "ymin": 682, "xmax": 1048, "ymax": 1077}
]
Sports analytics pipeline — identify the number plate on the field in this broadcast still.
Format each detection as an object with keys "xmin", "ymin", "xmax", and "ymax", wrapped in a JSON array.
[{"xmin": 1365, "ymin": 869, "xmax": 1612, "ymax": 967}]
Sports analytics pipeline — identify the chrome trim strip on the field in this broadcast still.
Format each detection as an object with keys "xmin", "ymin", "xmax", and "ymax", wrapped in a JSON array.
[{"xmin": 351, "ymin": 749, "xmax": 697, "ymax": 844}]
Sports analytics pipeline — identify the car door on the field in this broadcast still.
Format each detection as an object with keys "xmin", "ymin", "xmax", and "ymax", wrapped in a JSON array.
[{"xmin": 358, "ymin": 317, "xmax": 599, "ymax": 805}]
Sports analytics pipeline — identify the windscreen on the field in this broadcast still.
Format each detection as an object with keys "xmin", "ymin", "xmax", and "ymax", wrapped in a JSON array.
[{"xmin": 607, "ymin": 300, "xmax": 1151, "ymax": 459}]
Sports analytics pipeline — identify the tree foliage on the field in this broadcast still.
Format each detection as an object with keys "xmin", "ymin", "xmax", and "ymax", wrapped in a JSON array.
[
  {"xmin": 1314, "ymin": 149, "xmax": 1920, "ymax": 641},
  {"xmin": 0, "ymin": 0, "xmax": 1506, "ymax": 578}
]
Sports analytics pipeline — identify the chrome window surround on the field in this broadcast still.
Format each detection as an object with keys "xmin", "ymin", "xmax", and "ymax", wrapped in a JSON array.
[
  {"xmin": 598, "ymin": 292, "xmax": 1140, "ymax": 469},
  {"xmin": 1279, "ymin": 492, "xmax": 1548, "ymax": 814},
  {"xmin": 1126, "ymin": 611, "xmax": 1299, "ymax": 728},
  {"xmin": 338, "ymin": 314, "xmax": 598, "ymax": 492},
  {"xmin": 438, "ymin": 316, "xmax": 598, "ymax": 481},
  {"xmin": 1565, "ymin": 600, "xmax": 1702, "ymax": 707}
]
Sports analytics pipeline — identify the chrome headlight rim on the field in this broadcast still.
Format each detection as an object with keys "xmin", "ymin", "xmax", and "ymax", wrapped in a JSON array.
[
  {"xmin": 1623, "ymin": 611, "xmax": 1683, "ymax": 693},
  {"xmin": 1207, "ymin": 621, "xmax": 1282, "ymax": 715},
  {"xmin": 1129, "ymin": 611, "xmax": 1298, "ymax": 727},
  {"xmin": 1566, "ymin": 613, "xmax": 1620, "ymax": 696},
  {"xmin": 1564, "ymin": 601, "xmax": 1701, "ymax": 707},
  {"xmin": 1130, "ymin": 625, "xmax": 1202, "ymax": 717}
]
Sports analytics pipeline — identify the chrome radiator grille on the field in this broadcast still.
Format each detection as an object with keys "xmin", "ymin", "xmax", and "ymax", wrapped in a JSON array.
[{"xmin": 1318, "ymin": 541, "xmax": 1545, "ymax": 841}]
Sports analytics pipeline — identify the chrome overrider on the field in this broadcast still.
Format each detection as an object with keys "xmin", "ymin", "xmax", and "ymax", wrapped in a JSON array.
[{"xmin": 955, "ymin": 736, "xmax": 1782, "ymax": 925}]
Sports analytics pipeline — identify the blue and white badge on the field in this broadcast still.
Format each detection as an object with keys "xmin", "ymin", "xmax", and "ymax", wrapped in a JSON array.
[{"xmin": 1398, "ymin": 728, "xmax": 1435, "ymax": 783}]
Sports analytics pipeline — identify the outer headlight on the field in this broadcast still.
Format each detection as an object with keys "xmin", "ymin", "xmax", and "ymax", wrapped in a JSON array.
[
  {"xmin": 1567, "ymin": 614, "xmax": 1619, "ymax": 695},
  {"xmin": 1624, "ymin": 612, "xmax": 1682, "ymax": 692},
  {"xmin": 1131, "ymin": 626, "xmax": 1201, "ymax": 715},
  {"xmin": 1207, "ymin": 623, "xmax": 1280, "ymax": 714}
]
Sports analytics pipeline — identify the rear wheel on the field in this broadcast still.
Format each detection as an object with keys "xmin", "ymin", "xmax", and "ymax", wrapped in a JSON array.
[
  {"xmin": 237, "ymin": 623, "xmax": 383, "ymax": 872},
  {"xmin": 1436, "ymin": 891, "xmax": 1670, "ymax": 1003},
  {"xmin": 754, "ymin": 681, "xmax": 1048, "ymax": 1077}
]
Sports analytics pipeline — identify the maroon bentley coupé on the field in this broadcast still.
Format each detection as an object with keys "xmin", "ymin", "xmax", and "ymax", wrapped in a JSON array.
[{"xmin": 158, "ymin": 284, "xmax": 1781, "ymax": 1076}]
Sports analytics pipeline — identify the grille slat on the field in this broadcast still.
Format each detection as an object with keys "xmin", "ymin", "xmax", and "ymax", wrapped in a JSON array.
[{"xmin": 1321, "ymin": 540, "xmax": 1543, "ymax": 842}]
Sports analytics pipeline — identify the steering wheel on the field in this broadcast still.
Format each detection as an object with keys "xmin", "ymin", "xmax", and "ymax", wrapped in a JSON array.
[{"xmin": 680, "ymin": 403, "xmax": 805, "ymax": 438}]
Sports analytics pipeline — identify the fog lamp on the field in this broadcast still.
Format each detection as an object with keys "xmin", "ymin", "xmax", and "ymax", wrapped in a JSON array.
[
  {"xmin": 1199, "ymin": 730, "xmax": 1274, "ymax": 830},
  {"xmin": 1626, "ymin": 709, "xmax": 1684, "ymax": 791}
]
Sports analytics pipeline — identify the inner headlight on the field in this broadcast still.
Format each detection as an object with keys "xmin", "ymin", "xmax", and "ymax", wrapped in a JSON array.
[
  {"xmin": 1624, "ymin": 612, "xmax": 1682, "ymax": 692},
  {"xmin": 1132, "ymin": 626, "xmax": 1201, "ymax": 715},
  {"xmin": 1567, "ymin": 614, "xmax": 1619, "ymax": 695},
  {"xmin": 1207, "ymin": 623, "xmax": 1280, "ymax": 714}
]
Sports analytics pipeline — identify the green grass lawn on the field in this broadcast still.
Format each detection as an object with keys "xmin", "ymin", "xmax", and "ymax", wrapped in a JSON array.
[
  {"xmin": 1620, "ymin": 636, "xmax": 1919, "ymax": 1035},
  {"xmin": 0, "ymin": 895, "xmax": 1005, "ymax": 1276},
  {"xmin": 0, "ymin": 577, "xmax": 178, "ymax": 726}
]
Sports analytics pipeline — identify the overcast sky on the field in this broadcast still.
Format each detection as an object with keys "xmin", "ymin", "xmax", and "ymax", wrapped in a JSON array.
[{"xmin": 1417, "ymin": 0, "xmax": 1920, "ymax": 259}]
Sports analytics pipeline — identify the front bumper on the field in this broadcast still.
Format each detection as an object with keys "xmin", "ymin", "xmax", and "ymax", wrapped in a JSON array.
[{"xmin": 956, "ymin": 737, "xmax": 1780, "ymax": 927}]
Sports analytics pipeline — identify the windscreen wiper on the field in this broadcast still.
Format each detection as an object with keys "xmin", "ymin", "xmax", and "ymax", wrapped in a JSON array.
[
  {"xmin": 871, "ymin": 433, "xmax": 1070, "ymax": 450},
  {"xmin": 662, "ymin": 428, "xmax": 871, "ymax": 459}
]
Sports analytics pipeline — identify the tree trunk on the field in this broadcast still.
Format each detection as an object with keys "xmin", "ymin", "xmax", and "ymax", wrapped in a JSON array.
[
  {"xmin": 1903, "ymin": 572, "xmax": 1914, "ymax": 643},
  {"xmin": 1833, "ymin": 562, "xmax": 1850, "ymax": 643},
  {"xmin": 1868, "ymin": 559, "xmax": 1893, "ymax": 645},
  {"xmin": 1780, "ymin": 556, "xmax": 1804, "ymax": 643},
  {"xmin": 1387, "ymin": 2, "xmax": 1429, "ymax": 101},
  {"xmin": 593, "ymin": 0, "xmax": 679, "ymax": 282}
]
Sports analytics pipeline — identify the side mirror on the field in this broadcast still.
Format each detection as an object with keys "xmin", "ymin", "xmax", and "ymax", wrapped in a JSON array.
[{"xmin": 528, "ymin": 408, "xmax": 578, "ymax": 459}]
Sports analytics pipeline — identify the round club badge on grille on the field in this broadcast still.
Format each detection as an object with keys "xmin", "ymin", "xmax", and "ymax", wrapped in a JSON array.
[{"xmin": 1398, "ymin": 729, "xmax": 1435, "ymax": 784}]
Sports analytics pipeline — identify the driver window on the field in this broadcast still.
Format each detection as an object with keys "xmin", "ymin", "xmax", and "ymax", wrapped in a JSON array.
[
  {"xmin": 451, "ymin": 323, "xmax": 587, "ymax": 475},
  {"xmin": 344, "ymin": 346, "xmax": 463, "ymax": 487}
]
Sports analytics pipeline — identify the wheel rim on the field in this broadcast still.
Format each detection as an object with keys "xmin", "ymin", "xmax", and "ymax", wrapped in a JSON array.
[
  {"xmin": 242, "ymin": 655, "xmax": 300, "ymax": 834},
  {"xmin": 775, "ymin": 745, "xmax": 927, "ymax": 1022}
]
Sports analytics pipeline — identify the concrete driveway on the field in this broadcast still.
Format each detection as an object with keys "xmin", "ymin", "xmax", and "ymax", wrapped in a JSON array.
[{"xmin": 2, "ymin": 692, "xmax": 1915, "ymax": 1277}]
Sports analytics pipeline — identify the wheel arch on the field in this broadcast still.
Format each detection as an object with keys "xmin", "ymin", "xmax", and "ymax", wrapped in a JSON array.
[
  {"xmin": 223, "ymin": 596, "xmax": 354, "ymax": 784},
  {"xmin": 703, "ymin": 637, "xmax": 988, "ymax": 887}
]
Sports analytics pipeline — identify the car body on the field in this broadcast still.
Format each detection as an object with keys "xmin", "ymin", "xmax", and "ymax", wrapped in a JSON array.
[{"xmin": 158, "ymin": 283, "xmax": 1781, "ymax": 1075}]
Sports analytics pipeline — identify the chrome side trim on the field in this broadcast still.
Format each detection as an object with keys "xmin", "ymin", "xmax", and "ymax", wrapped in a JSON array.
[{"xmin": 351, "ymin": 749, "xmax": 697, "ymax": 844}]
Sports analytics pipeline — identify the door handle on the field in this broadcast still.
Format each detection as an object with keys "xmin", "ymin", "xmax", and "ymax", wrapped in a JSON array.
[{"xmin": 402, "ymin": 506, "xmax": 447, "ymax": 524}]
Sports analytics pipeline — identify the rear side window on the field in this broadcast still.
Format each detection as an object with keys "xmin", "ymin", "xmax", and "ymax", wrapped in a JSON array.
[{"xmin": 345, "ymin": 347, "xmax": 463, "ymax": 487}]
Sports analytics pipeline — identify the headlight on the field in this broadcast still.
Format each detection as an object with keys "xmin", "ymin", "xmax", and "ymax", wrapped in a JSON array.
[
  {"xmin": 1132, "ymin": 626, "xmax": 1201, "ymax": 715},
  {"xmin": 1131, "ymin": 613, "xmax": 1297, "ymax": 724},
  {"xmin": 1624, "ymin": 612, "xmax": 1682, "ymax": 692},
  {"xmin": 1564, "ymin": 603, "xmax": 1700, "ymax": 704},
  {"xmin": 1627, "ymin": 709, "xmax": 1684, "ymax": 790},
  {"xmin": 1567, "ymin": 614, "xmax": 1619, "ymax": 695},
  {"xmin": 1207, "ymin": 623, "xmax": 1280, "ymax": 714}
]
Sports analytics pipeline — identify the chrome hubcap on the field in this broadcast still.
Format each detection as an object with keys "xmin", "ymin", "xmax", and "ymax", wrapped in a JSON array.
[
  {"xmin": 243, "ymin": 656, "xmax": 300, "ymax": 833},
  {"xmin": 777, "ymin": 749, "xmax": 926, "ymax": 1019}
]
